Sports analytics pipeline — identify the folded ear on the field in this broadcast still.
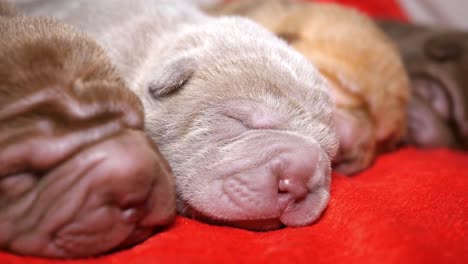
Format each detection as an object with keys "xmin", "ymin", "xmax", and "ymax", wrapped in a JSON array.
[{"xmin": 148, "ymin": 56, "xmax": 196, "ymax": 98}]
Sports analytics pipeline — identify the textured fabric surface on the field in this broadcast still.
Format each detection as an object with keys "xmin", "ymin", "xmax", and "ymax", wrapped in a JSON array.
[
  {"xmin": 2, "ymin": 0, "xmax": 467, "ymax": 263},
  {"xmin": 1, "ymin": 147, "xmax": 467, "ymax": 263}
]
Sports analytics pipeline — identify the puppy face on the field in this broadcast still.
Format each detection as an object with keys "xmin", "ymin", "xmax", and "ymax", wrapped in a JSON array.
[
  {"xmin": 379, "ymin": 21, "xmax": 468, "ymax": 149},
  {"xmin": 0, "ymin": 15, "xmax": 175, "ymax": 258},
  {"xmin": 14, "ymin": 0, "xmax": 337, "ymax": 230},
  {"xmin": 208, "ymin": 0, "xmax": 410, "ymax": 175},
  {"xmin": 137, "ymin": 18, "xmax": 338, "ymax": 230}
]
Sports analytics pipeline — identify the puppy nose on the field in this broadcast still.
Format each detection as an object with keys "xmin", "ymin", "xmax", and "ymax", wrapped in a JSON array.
[
  {"xmin": 279, "ymin": 178, "xmax": 308, "ymax": 201},
  {"xmin": 269, "ymin": 142, "xmax": 330, "ymax": 227},
  {"xmin": 272, "ymin": 144, "xmax": 320, "ymax": 203}
]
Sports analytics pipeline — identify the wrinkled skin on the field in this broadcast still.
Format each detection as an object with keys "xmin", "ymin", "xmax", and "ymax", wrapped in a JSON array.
[
  {"xmin": 0, "ymin": 13, "xmax": 176, "ymax": 258},
  {"xmin": 380, "ymin": 21, "xmax": 468, "ymax": 149},
  {"xmin": 208, "ymin": 0, "xmax": 410, "ymax": 175},
  {"xmin": 16, "ymin": 0, "xmax": 339, "ymax": 231}
]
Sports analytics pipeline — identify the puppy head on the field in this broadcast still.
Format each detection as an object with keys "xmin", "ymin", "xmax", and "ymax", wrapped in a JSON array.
[
  {"xmin": 380, "ymin": 21, "xmax": 468, "ymax": 149},
  {"xmin": 274, "ymin": 3, "xmax": 410, "ymax": 174},
  {"xmin": 140, "ymin": 17, "xmax": 338, "ymax": 230},
  {"xmin": 0, "ymin": 16, "xmax": 175, "ymax": 258},
  {"xmin": 209, "ymin": 1, "xmax": 410, "ymax": 174}
]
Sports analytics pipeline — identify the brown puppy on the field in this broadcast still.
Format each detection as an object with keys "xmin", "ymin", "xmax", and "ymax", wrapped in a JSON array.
[
  {"xmin": 0, "ymin": 3, "xmax": 176, "ymax": 259},
  {"xmin": 209, "ymin": 0, "xmax": 410, "ymax": 174},
  {"xmin": 379, "ymin": 20, "xmax": 468, "ymax": 149}
]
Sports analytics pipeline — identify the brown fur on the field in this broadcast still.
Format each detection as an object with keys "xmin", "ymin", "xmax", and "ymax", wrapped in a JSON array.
[
  {"xmin": 0, "ymin": 0, "xmax": 15, "ymax": 15},
  {"xmin": 0, "ymin": 3, "xmax": 175, "ymax": 258},
  {"xmin": 379, "ymin": 20, "xmax": 468, "ymax": 149},
  {"xmin": 209, "ymin": 0, "xmax": 410, "ymax": 174}
]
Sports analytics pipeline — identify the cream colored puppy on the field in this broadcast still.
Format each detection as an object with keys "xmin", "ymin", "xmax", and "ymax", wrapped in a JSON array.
[
  {"xmin": 209, "ymin": 0, "xmax": 410, "ymax": 174},
  {"xmin": 17, "ymin": 0, "xmax": 338, "ymax": 230}
]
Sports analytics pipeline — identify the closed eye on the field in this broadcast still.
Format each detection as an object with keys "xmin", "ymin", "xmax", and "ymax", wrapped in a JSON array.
[{"xmin": 223, "ymin": 112, "xmax": 252, "ymax": 129}]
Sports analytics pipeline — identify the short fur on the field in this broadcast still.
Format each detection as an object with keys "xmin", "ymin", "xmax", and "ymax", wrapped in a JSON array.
[
  {"xmin": 0, "ymin": 1, "xmax": 176, "ymax": 258},
  {"xmin": 16, "ymin": 0, "xmax": 338, "ymax": 230},
  {"xmin": 209, "ymin": 0, "xmax": 410, "ymax": 174},
  {"xmin": 379, "ymin": 20, "xmax": 468, "ymax": 149}
]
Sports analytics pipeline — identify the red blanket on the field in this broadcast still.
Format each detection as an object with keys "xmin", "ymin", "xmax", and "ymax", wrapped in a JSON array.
[
  {"xmin": 317, "ymin": 0, "xmax": 408, "ymax": 20},
  {"xmin": 1, "ymin": 1, "xmax": 467, "ymax": 263},
  {"xmin": 2, "ymin": 148, "xmax": 467, "ymax": 263}
]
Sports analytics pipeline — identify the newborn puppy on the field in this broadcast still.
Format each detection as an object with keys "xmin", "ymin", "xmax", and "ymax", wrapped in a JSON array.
[
  {"xmin": 17, "ymin": 0, "xmax": 338, "ymax": 230},
  {"xmin": 379, "ymin": 21, "xmax": 468, "ymax": 149},
  {"xmin": 209, "ymin": 0, "xmax": 410, "ymax": 174},
  {"xmin": 0, "ymin": 3, "xmax": 176, "ymax": 258}
]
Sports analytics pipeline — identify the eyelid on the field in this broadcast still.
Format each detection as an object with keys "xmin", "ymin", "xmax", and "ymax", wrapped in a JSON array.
[
  {"xmin": 220, "ymin": 100, "xmax": 282, "ymax": 129},
  {"xmin": 224, "ymin": 113, "xmax": 255, "ymax": 129},
  {"xmin": 223, "ymin": 109, "xmax": 254, "ymax": 129}
]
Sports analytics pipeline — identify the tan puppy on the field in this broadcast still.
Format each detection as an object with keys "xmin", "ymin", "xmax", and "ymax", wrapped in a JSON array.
[
  {"xmin": 209, "ymin": 0, "xmax": 410, "ymax": 174},
  {"xmin": 0, "ymin": 2, "xmax": 176, "ymax": 258},
  {"xmin": 17, "ymin": 0, "xmax": 338, "ymax": 231}
]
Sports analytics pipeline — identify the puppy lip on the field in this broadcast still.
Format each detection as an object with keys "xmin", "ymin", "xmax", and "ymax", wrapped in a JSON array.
[
  {"xmin": 186, "ymin": 207, "xmax": 284, "ymax": 231},
  {"xmin": 279, "ymin": 187, "xmax": 330, "ymax": 227},
  {"xmin": 112, "ymin": 227, "xmax": 156, "ymax": 251}
]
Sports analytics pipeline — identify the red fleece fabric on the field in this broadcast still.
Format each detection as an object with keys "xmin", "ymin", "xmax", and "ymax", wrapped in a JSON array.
[
  {"xmin": 2, "ymin": 148, "xmax": 467, "ymax": 263},
  {"xmin": 2, "ymin": 1, "xmax": 467, "ymax": 264},
  {"xmin": 316, "ymin": 0, "xmax": 408, "ymax": 21}
]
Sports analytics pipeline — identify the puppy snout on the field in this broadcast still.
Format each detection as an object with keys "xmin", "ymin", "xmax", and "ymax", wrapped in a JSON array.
[
  {"xmin": 273, "ymin": 146, "xmax": 319, "ymax": 201},
  {"xmin": 199, "ymin": 137, "xmax": 331, "ymax": 231},
  {"xmin": 111, "ymin": 131, "xmax": 176, "ymax": 228},
  {"xmin": 270, "ymin": 143, "xmax": 330, "ymax": 227}
]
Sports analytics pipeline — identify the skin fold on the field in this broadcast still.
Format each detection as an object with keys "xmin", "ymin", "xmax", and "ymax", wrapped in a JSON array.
[
  {"xmin": 0, "ymin": 3, "xmax": 176, "ymax": 258},
  {"xmin": 208, "ymin": 0, "xmax": 411, "ymax": 175},
  {"xmin": 379, "ymin": 20, "xmax": 468, "ymax": 149},
  {"xmin": 15, "ymin": 0, "xmax": 339, "ymax": 231}
]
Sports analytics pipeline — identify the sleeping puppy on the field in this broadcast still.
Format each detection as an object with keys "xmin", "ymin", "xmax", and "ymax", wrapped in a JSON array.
[
  {"xmin": 16, "ymin": 0, "xmax": 338, "ymax": 231},
  {"xmin": 208, "ymin": 0, "xmax": 410, "ymax": 174},
  {"xmin": 379, "ymin": 21, "xmax": 468, "ymax": 149},
  {"xmin": 0, "ymin": 2, "xmax": 176, "ymax": 258}
]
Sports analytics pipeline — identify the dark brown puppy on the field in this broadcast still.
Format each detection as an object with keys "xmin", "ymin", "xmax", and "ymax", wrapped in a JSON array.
[
  {"xmin": 0, "ymin": 4, "xmax": 176, "ymax": 259},
  {"xmin": 379, "ymin": 21, "xmax": 468, "ymax": 149}
]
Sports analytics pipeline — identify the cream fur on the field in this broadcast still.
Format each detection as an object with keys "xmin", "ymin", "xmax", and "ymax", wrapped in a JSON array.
[
  {"xmin": 16, "ymin": 0, "xmax": 338, "ymax": 228},
  {"xmin": 209, "ymin": 0, "xmax": 410, "ymax": 174}
]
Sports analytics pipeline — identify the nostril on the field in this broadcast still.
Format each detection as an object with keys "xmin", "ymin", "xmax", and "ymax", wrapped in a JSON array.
[
  {"xmin": 122, "ymin": 207, "xmax": 147, "ymax": 223},
  {"xmin": 119, "ymin": 194, "xmax": 151, "ymax": 224},
  {"xmin": 279, "ymin": 178, "xmax": 308, "ymax": 201},
  {"xmin": 122, "ymin": 208, "xmax": 140, "ymax": 223}
]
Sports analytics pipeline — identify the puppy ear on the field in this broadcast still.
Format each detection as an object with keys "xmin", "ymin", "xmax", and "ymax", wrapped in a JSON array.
[{"xmin": 148, "ymin": 56, "xmax": 196, "ymax": 98}]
